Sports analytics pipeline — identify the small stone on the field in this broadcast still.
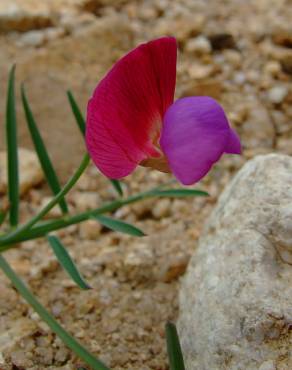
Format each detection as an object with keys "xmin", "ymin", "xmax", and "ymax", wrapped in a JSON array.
[
  {"xmin": 152, "ymin": 199, "xmax": 171, "ymax": 219},
  {"xmin": 154, "ymin": 14, "xmax": 205, "ymax": 42},
  {"xmin": 0, "ymin": 6, "xmax": 52, "ymax": 33},
  {"xmin": 264, "ymin": 61, "xmax": 281, "ymax": 77},
  {"xmin": 268, "ymin": 86, "xmax": 288, "ymax": 104},
  {"xmin": 159, "ymin": 254, "xmax": 189, "ymax": 282},
  {"xmin": 272, "ymin": 28, "xmax": 292, "ymax": 48},
  {"xmin": 17, "ymin": 29, "xmax": 46, "ymax": 47},
  {"xmin": 233, "ymin": 72, "xmax": 246, "ymax": 85},
  {"xmin": 223, "ymin": 50, "xmax": 242, "ymax": 68},
  {"xmin": 72, "ymin": 191, "xmax": 100, "ymax": 212},
  {"xmin": 123, "ymin": 244, "xmax": 154, "ymax": 282},
  {"xmin": 79, "ymin": 219, "xmax": 102, "ymax": 239},
  {"xmin": 45, "ymin": 27, "xmax": 65, "ymax": 42},
  {"xmin": 55, "ymin": 347, "xmax": 69, "ymax": 363},
  {"xmin": 59, "ymin": 11, "xmax": 96, "ymax": 34},
  {"xmin": 35, "ymin": 347, "xmax": 54, "ymax": 365},
  {"xmin": 180, "ymin": 80, "xmax": 222, "ymax": 99},
  {"xmin": 185, "ymin": 36, "xmax": 211, "ymax": 55},
  {"xmin": 188, "ymin": 64, "xmax": 213, "ymax": 79},
  {"xmin": 281, "ymin": 55, "xmax": 292, "ymax": 75},
  {"xmin": 0, "ymin": 148, "xmax": 44, "ymax": 195},
  {"xmin": 241, "ymin": 101, "xmax": 275, "ymax": 148},
  {"xmin": 11, "ymin": 350, "xmax": 33, "ymax": 368},
  {"xmin": 208, "ymin": 33, "xmax": 236, "ymax": 50}
]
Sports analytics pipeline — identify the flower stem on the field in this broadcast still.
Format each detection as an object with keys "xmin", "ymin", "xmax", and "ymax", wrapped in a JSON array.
[
  {"xmin": 0, "ymin": 153, "xmax": 90, "ymax": 245},
  {"xmin": 0, "ymin": 253, "xmax": 109, "ymax": 370}
]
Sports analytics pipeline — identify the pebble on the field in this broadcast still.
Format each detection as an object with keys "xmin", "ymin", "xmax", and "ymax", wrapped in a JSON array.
[
  {"xmin": 268, "ymin": 85, "xmax": 288, "ymax": 104},
  {"xmin": 17, "ymin": 29, "xmax": 46, "ymax": 47},
  {"xmin": 0, "ymin": 7, "xmax": 52, "ymax": 33},
  {"xmin": 188, "ymin": 64, "xmax": 214, "ymax": 79},
  {"xmin": 152, "ymin": 199, "xmax": 171, "ymax": 219},
  {"xmin": 223, "ymin": 50, "xmax": 242, "ymax": 68},
  {"xmin": 11, "ymin": 350, "xmax": 33, "ymax": 368},
  {"xmin": 180, "ymin": 80, "xmax": 222, "ymax": 99},
  {"xmin": 159, "ymin": 254, "xmax": 189, "ymax": 282},
  {"xmin": 185, "ymin": 36, "xmax": 211, "ymax": 54},
  {"xmin": 281, "ymin": 54, "xmax": 292, "ymax": 75},
  {"xmin": 208, "ymin": 33, "xmax": 236, "ymax": 50},
  {"xmin": 264, "ymin": 60, "xmax": 281, "ymax": 77},
  {"xmin": 233, "ymin": 72, "xmax": 246, "ymax": 85},
  {"xmin": 79, "ymin": 219, "xmax": 102, "ymax": 239},
  {"xmin": 45, "ymin": 27, "xmax": 66, "ymax": 42},
  {"xmin": 0, "ymin": 148, "xmax": 44, "ymax": 195},
  {"xmin": 72, "ymin": 191, "xmax": 100, "ymax": 212}
]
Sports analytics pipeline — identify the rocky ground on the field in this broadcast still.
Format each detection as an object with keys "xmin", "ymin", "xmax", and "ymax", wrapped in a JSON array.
[{"xmin": 0, "ymin": 0, "xmax": 291, "ymax": 369}]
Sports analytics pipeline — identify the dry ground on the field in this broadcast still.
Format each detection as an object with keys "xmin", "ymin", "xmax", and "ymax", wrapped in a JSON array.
[{"xmin": 0, "ymin": 0, "xmax": 291, "ymax": 368}]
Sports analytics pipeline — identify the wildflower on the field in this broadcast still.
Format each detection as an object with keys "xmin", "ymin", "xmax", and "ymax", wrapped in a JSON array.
[{"xmin": 86, "ymin": 37, "xmax": 240, "ymax": 185}]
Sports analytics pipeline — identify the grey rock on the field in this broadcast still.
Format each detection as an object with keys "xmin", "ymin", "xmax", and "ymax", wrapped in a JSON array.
[{"xmin": 178, "ymin": 154, "xmax": 292, "ymax": 370}]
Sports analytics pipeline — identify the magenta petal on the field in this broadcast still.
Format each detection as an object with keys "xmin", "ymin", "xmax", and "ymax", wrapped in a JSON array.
[
  {"xmin": 86, "ymin": 37, "xmax": 177, "ymax": 179},
  {"xmin": 225, "ymin": 128, "xmax": 241, "ymax": 154},
  {"xmin": 160, "ymin": 97, "xmax": 241, "ymax": 185}
]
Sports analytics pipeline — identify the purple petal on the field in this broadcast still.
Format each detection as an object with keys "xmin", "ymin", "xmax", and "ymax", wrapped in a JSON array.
[
  {"xmin": 225, "ymin": 128, "xmax": 241, "ymax": 154},
  {"xmin": 160, "ymin": 96, "xmax": 241, "ymax": 185}
]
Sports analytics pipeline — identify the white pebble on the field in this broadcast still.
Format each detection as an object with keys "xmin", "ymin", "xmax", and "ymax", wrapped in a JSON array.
[
  {"xmin": 185, "ymin": 36, "xmax": 211, "ymax": 54},
  {"xmin": 268, "ymin": 86, "xmax": 288, "ymax": 104}
]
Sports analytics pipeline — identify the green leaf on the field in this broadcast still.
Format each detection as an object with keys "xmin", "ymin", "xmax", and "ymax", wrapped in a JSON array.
[
  {"xmin": 21, "ymin": 85, "xmax": 68, "ymax": 214},
  {"xmin": 67, "ymin": 90, "xmax": 86, "ymax": 136},
  {"xmin": 47, "ymin": 235, "xmax": 91, "ymax": 290},
  {"xmin": 149, "ymin": 188, "xmax": 209, "ymax": 198},
  {"xmin": 0, "ymin": 211, "xmax": 7, "ymax": 226},
  {"xmin": 110, "ymin": 179, "xmax": 123, "ymax": 197},
  {"xmin": 166, "ymin": 322, "xmax": 186, "ymax": 370},
  {"xmin": 94, "ymin": 215, "xmax": 145, "ymax": 236},
  {"xmin": 6, "ymin": 65, "xmax": 19, "ymax": 227}
]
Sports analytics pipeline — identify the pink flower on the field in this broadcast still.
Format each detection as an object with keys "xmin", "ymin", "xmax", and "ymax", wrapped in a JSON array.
[{"xmin": 86, "ymin": 37, "xmax": 240, "ymax": 185}]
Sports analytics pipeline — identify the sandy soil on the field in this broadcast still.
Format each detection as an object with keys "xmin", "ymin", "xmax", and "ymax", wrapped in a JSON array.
[{"xmin": 0, "ymin": 0, "xmax": 291, "ymax": 368}]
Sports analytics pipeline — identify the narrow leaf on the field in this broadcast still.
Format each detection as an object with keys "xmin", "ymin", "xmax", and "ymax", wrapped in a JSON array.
[
  {"xmin": 166, "ymin": 322, "xmax": 186, "ymax": 370},
  {"xmin": 67, "ymin": 90, "xmax": 86, "ymax": 136},
  {"xmin": 67, "ymin": 90, "xmax": 123, "ymax": 196},
  {"xmin": 149, "ymin": 188, "xmax": 209, "ymax": 198},
  {"xmin": 21, "ymin": 86, "xmax": 69, "ymax": 214},
  {"xmin": 94, "ymin": 215, "xmax": 145, "ymax": 236},
  {"xmin": 47, "ymin": 235, "xmax": 91, "ymax": 290},
  {"xmin": 110, "ymin": 179, "xmax": 123, "ymax": 196},
  {"xmin": 0, "ymin": 211, "xmax": 7, "ymax": 226},
  {"xmin": 6, "ymin": 65, "xmax": 19, "ymax": 227}
]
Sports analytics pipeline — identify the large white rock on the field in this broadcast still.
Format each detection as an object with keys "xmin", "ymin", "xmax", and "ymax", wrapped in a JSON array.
[{"xmin": 178, "ymin": 154, "xmax": 292, "ymax": 370}]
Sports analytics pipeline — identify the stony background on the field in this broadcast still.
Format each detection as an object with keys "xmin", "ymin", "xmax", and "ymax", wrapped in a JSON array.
[{"xmin": 0, "ymin": 0, "xmax": 291, "ymax": 369}]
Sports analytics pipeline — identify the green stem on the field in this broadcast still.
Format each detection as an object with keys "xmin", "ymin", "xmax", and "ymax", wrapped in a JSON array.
[
  {"xmin": 0, "ymin": 181, "xmax": 178, "ymax": 253},
  {"xmin": 0, "ymin": 192, "xmax": 152, "ymax": 252},
  {"xmin": 0, "ymin": 154, "xmax": 90, "ymax": 245},
  {"xmin": 0, "ymin": 254, "xmax": 109, "ymax": 370}
]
